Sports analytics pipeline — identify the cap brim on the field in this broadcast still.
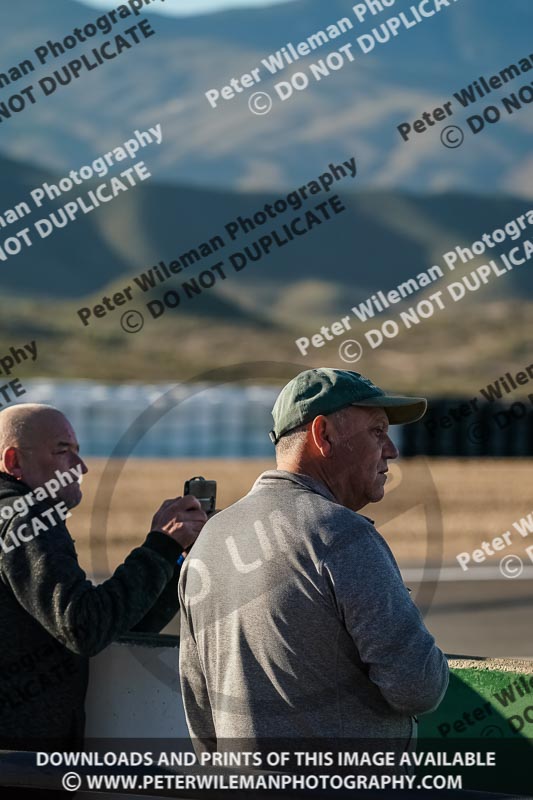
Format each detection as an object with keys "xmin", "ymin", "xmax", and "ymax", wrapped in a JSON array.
[{"xmin": 352, "ymin": 395, "xmax": 427, "ymax": 425}]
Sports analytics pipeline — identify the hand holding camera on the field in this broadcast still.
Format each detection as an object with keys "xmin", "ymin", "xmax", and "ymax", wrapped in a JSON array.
[{"xmin": 151, "ymin": 495, "xmax": 208, "ymax": 551}]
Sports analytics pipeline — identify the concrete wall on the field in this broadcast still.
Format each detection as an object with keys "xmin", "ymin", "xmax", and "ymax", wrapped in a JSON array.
[{"xmin": 85, "ymin": 633, "xmax": 189, "ymax": 738}]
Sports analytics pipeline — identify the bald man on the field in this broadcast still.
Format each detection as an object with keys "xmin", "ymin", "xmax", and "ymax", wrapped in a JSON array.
[{"xmin": 0, "ymin": 403, "xmax": 207, "ymax": 750}]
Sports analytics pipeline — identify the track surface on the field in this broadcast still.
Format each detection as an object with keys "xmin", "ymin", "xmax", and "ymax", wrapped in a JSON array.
[{"xmin": 414, "ymin": 577, "xmax": 533, "ymax": 658}]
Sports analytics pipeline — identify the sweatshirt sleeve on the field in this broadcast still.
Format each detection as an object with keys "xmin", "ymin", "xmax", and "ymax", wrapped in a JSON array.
[
  {"xmin": 0, "ymin": 506, "xmax": 183, "ymax": 657},
  {"xmin": 321, "ymin": 519, "xmax": 449, "ymax": 716}
]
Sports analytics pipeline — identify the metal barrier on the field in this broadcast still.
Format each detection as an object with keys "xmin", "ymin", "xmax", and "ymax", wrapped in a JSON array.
[
  {"xmin": 403, "ymin": 399, "xmax": 533, "ymax": 457},
  {"xmin": 13, "ymin": 381, "xmax": 533, "ymax": 457}
]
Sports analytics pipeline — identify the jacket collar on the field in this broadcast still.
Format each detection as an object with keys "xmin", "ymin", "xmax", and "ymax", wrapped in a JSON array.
[{"xmin": 0, "ymin": 471, "xmax": 32, "ymax": 497}]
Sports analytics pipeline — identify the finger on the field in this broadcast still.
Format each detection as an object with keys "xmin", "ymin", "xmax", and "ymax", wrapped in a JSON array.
[
  {"xmin": 173, "ymin": 495, "xmax": 203, "ymax": 511},
  {"xmin": 159, "ymin": 496, "xmax": 183, "ymax": 509},
  {"xmin": 177, "ymin": 517, "xmax": 208, "ymax": 532},
  {"xmin": 180, "ymin": 509, "xmax": 208, "ymax": 521},
  {"xmin": 171, "ymin": 515, "xmax": 208, "ymax": 530}
]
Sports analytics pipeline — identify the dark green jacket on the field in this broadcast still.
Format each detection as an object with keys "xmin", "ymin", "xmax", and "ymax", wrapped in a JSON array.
[{"xmin": 0, "ymin": 472, "xmax": 182, "ymax": 750}]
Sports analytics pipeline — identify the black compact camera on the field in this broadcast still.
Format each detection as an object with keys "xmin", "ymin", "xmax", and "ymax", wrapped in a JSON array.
[{"xmin": 184, "ymin": 476, "xmax": 217, "ymax": 515}]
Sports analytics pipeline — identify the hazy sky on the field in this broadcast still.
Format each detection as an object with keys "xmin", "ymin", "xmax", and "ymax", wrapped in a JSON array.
[{"xmin": 78, "ymin": 0, "xmax": 294, "ymax": 16}]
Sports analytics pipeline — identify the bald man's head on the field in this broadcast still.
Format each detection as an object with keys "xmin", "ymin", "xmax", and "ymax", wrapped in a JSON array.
[
  {"xmin": 0, "ymin": 403, "xmax": 88, "ymax": 508},
  {"xmin": 0, "ymin": 404, "xmax": 66, "ymax": 452}
]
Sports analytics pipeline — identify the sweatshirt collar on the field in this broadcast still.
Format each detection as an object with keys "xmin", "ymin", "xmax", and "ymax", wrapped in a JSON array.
[
  {"xmin": 251, "ymin": 470, "xmax": 375, "ymax": 524},
  {"xmin": 253, "ymin": 469, "xmax": 337, "ymax": 502}
]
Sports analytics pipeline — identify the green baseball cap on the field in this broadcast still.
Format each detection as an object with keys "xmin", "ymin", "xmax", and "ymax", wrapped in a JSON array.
[{"xmin": 269, "ymin": 368, "xmax": 427, "ymax": 444}]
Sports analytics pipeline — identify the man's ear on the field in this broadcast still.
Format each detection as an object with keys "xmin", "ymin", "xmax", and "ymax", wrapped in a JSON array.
[
  {"xmin": 310, "ymin": 415, "xmax": 334, "ymax": 457},
  {"xmin": 2, "ymin": 447, "xmax": 23, "ymax": 479}
]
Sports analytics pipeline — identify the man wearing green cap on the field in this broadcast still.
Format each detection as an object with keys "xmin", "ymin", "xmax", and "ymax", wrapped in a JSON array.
[{"xmin": 179, "ymin": 368, "xmax": 448, "ymax": 753}]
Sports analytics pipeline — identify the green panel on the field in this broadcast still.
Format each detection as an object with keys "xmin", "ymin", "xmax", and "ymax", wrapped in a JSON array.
[
  {"xmin": 419, "ymin": 668, "xmax": 533, "ymax": 739},
  {"xmin": 420, "ymin": 668, "xmax": 533, "ymax": 740},
  {"xmin": 418, "ymin": 666, "xmax": 533, "ymax": 795}
]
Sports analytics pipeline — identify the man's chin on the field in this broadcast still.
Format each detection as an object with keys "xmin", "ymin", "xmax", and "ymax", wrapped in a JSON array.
[
  {"xmin": 61, "ymin": 488, "xmax": 82, "ymax": 510},
  {"xmin": 368, "ymin": 486, "xmax": 386, "ymax": 504},
  {"xmin": 342, "ymin": 485, "xmax": 385, "ymax": 511}
]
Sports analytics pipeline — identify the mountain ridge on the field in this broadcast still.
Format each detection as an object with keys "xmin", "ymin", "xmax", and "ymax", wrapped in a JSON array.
[
  {"xmin": 1, "ymin": 152, "xmax": 532, "ymax": 310},
  {"xmin": 0, "ymin": 0, "xmax": 531, "ymax": 193}
]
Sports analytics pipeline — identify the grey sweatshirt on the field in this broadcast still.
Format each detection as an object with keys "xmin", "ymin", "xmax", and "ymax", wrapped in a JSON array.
[
  {"xmin": 179, "ymin": 470, "xmax": 448, "ymax": 750},
  {"xmin": 0, "ymin": 472, "xmax": 182, "ymax": 749}
]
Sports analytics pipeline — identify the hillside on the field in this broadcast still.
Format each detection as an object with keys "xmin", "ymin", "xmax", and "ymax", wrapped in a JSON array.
[
  {"xmin": 1, "ymin": 287, "xmax": 529, "ymax": 395},
  {"xmin": 1, "ymin": 153, "xmax": 532, "ymax": 306}
]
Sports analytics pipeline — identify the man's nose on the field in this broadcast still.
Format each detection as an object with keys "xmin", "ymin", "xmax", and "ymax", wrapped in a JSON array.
[
  {"xmin": 384, "ymin": 434, "xmax": 399, "ymax": 460},
  {"xmin": 77, "ymin": 455, "xmax": 89, "ymax": 475}
]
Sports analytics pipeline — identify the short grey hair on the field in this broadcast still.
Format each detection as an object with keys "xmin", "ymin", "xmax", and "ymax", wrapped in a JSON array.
[
  {"xmin": 274, "ymin": 422, "xmax": 309, "ymax": 459},
  {"xmin": 274, "ymin": 407, "xmax": 353, "ymax": 459}
]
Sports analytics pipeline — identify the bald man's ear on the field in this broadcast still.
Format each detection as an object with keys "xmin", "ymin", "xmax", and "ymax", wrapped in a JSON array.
[
  {"xmin": 310, "ymin": 415, "xmax": 334, "ymax": 458},
  {"xmin": 2, "ymin": 447, "xmax": 23, "ymax": 479}
]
